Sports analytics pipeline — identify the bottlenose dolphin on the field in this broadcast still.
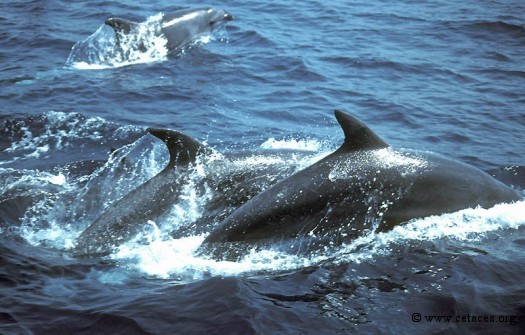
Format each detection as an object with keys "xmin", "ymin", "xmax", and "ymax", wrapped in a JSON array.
[
  {"xmin": 105, "ymin": 8, "xmax": 233, "ymax": 54},
  {"xmin": 71, "ymin": 130, "xmax": 302, "ymax": 257},
  {"xmin": 72, "ymin": 129, "xmax": 205, "ymax": 257},
  {"xmin": 201, "ymin": 110, "xmax": 521, "ymax": 257}
]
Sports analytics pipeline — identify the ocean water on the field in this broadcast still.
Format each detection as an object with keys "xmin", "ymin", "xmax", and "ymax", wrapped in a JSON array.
[{"xmin": 1, "ymin": 0, "xmax": 525, "ymax": 334}]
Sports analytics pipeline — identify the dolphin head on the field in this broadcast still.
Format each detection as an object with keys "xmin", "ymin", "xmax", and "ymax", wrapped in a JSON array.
[
  {"xmin": 160, "ymin": 8, "xmax": 233, "ymax": 37},
  {"xmin": 205, "ymin": 8, "xmax": 234, "ymax": 30}
]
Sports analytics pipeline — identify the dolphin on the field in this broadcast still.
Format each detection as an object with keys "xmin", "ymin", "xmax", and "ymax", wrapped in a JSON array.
[
  {"xmin": 105, "ymin": 7, "xmax": 233, "ymax": 55},
  {"xmin": 71, "ymin": 130, "xmax": 302, "ymax": 257},
  {"xmin": 72, "ymin": 129, "xmax": 205, "ymax": 257},
  {"xmin": 201, "ymin": 110, "xmax": 521, "ymax": 258}
]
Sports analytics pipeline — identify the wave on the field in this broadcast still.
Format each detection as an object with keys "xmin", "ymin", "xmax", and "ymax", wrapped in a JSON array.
[
  {"xmin": 467, "ymin": 20, "xmax": 525, "ymax": 37},
  {"xmin": 107, "ymin": 200, "xmax": 525, "ymax": 281},
  {"xmin": 440, "ymin": 19, "xmax": 525, "ymax": 40},
  {"xmin": 2, "ymin": 113, "xmax": 524, "ymax": 283},
  {"xmin": 5, "ymin": 128, "xmax": 523, "ymax": 282},
  {"xmin": 0, "ymin": 111, "xmax": 143, "ymax": 168},
  {"xmin": 232, "ymin": 29, "xmax": 275, "ymax": 48}
]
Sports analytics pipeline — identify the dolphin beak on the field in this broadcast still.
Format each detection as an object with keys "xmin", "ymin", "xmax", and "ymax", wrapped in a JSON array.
[{"xmin": 224, "ymin": 12, "xmax": 234, "ymax": 21}]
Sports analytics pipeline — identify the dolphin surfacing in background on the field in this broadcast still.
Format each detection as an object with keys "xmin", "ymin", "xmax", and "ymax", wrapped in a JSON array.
[
  {"xmin": 105, "ymin": 8, "xmax": 233, "ymax": 55},
  {"xmin": 201, "ymin": 110, "xmax": 521, "ymax": 256}
]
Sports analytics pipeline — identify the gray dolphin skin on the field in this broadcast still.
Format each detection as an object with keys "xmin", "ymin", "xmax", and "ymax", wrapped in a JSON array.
[
  {"xmin": 71, "ymin": 129, "xmax": 299, "ymax": 257},
  {"xmin": 72, "ymin": 129, "xmax": 205, "ymax": 257},
  {"xmin": 202, "ymin": 110, "xmax": 521, "ymax": 254},
  {"xmin": 105, "ymin": 7, "xmax": 233, "ymax": 54}
]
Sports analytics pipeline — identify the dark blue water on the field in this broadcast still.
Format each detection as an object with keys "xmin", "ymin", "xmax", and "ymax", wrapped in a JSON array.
[{"xmin": 1, "ymin": 0, "xmax": 525, "ymax": 333}]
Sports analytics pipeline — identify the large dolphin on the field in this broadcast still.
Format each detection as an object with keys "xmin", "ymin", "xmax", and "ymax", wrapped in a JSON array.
[
  {"xmin": 201, "ymin": 110, "xmax": 521, "ymax": 257},
  {"xmin": 105, "ymin": 7, "xmax": 233, "ymax": 54}
]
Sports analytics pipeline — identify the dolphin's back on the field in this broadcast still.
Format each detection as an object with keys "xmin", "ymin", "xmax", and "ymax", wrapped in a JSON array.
[
  {"xmin": 381, "ymin": 153, "xmax": 520, "ymax": 231},
  {"xmin": 72, "ymin": 129, "xmax": 205, "ymax": 257},
  {"xmin": 201, "ymin": 110, "xmax": 521, "ymax": 253},
  {"xmin": 104, "ymin": 7, "xmax": 233, "ymax": 54}
]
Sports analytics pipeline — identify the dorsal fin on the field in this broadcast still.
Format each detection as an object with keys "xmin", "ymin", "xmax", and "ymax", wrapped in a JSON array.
[
  {"xmin": 105, "ymin": 17, "xmax": 139, "ymax": 34},
  {"xmin": 334, "ymin": 109, "xmax": 388, "ymax": 153},
  {"xmin": 148, "ymin": 128, "xmax": 204, "ymax": 168}
]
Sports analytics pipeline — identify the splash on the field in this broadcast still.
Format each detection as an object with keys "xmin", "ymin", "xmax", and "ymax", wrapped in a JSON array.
[
  {"xmin": 106, "ymin": 200, "xmax": 525, "ymax": 281},
  {"xmin": 260, "ymin": 137, "xmax": 322, "ymax": 151},
  {"xmin": 327, "ymin": 148, "xmax": 428, "ymax": 182},
  {"xmin": 329, "ymin": 200, "xmax": 525, "ymax": 264},
  {"xmin": 17, "ymin": 134, "xmax": 167, "ymax": 240},
  {"xmin": 374, "ymin": 148, "xmax": 428, "ymax": 171},
  {"xmin": 8, "ymin": 125, "xmax": 524, "ymax": 282},
  {"xmin": 0, "ymin": 111, "xmax": 141, "ymax": 166},
  {"xmin": 65, "ymin": 13, "xmax": 169, "ymax": 69}
]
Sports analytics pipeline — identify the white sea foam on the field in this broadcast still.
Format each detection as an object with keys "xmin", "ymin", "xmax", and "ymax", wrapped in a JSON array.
[
  {"xmin": 260, "ymin": 137, "xmax": 321, "ymax": 151},
  {"xmin": 374, "ymin": 148, "xmax": 427, "ymax": 171},
  {"xmin": 0, "ymin": 111, "xmax": 136, "ymax": 166},
  {"xmin": 65, "ymin": 12, "xmax": 223, "ymax": 70},
  {"xmin": 110, "ymin": 200, "xmax": 525, "ymax": 281},
  {"xmin": 66, "ymin": 13, "xmax": 169, "ymax": 69},
  {"xmin": 331, "ymin": 200, "xmax": 525, "ymax": 265},
  {"xmin": 12, "ymin": 126, "xmax": 524, "ymax": 282}
]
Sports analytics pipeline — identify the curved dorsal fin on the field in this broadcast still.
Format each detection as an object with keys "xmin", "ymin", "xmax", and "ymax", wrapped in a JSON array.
[
  {"xmin": 334, "ymin": 109, "xmax": 388, "ymax": 153},
  {"xmin": 148, "ymin": 128, "xmax": 204, "ymax": 168},
  {"xmin": 105, "ymin": 17, "xmax": 138, "ymax": 34}
]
